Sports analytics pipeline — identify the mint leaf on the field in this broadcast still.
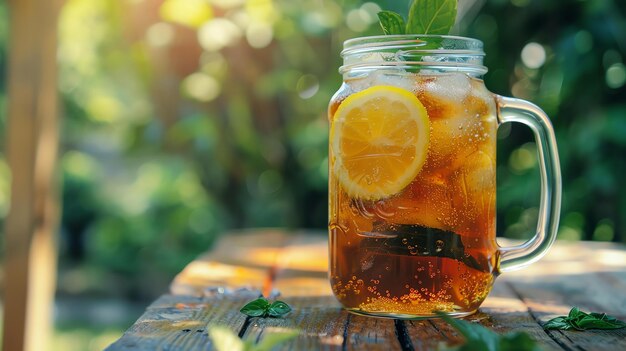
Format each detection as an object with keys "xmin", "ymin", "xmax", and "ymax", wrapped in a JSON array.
[
  {"xmin": 544, "ymin": 307, "xmax": 626, "ymax": 330},
  {"xmin": 581, "ymin": 313, "xmax": 626, "ymax": 329},
  {"xmin": 437, "ymin": 312, "xmax": 541, "ymax": 351},
  {"xmin": 406, "ymin": 0, "xmax": 457, "ymax": 35},
  {"xmin": 240, "ymin": 298, "xmax": 292, "ymax": 318},
  {"xmin": 268, "ymin": 300, "xmax": 292, "ymax": 317},
  {"xmin": 543, "ymin": 316, "xmax": 573, "ymax": 330},
  {"xmin": 240, "ymin": 298, "xmax": 270, "ymax": 317},
  {"xmin": 378, "ymin": 11, "xmax": 406, "ymax": 35}
]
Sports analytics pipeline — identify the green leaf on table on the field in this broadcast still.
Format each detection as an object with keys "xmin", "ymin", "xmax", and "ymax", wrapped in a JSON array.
[
  {"xmin": 543, "ymin": 316, "xmax": 573, "ymax": 330},
  {"xmin": 240, "ymin": 298, "xmax": 270, "ymax": 317},
  {"xmin": 378, "ymin": 11, "xmax": 406, "ymax": 35},
  {"xmin": 406, "ymin": 0, "xmax": 457, "ymax": 35},
  {"xmin": 268, "ymin": 300, "xmax": 292, "ymax": 317},
  {"xmin": 544, "ymin": 307, "xmax": 626, "ymax": 331},
  {"xmin": 577, "ymin": 312, "xmax": 626, "ymax": 329},
  {"xmin": 437, "ymin": 312, "xmax": 541, "ymax": 351},
  {"xmin": 240, "ymin": 297, "xmax": 292, "ymax": 318}
]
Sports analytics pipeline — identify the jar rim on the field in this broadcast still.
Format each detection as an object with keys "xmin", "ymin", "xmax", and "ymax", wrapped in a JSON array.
[
  {"xmin": 340, "ymin": 35, "xmax": 487, "ymax": 76},
  {"xmin": 343, "ymin": 35, "xmax": 484, "ymax": 53}
]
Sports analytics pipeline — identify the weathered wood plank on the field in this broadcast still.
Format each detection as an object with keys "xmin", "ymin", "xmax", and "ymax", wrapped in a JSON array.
[
  {"xmin": 344, "ymin": 314, "xmax": 402, "ymax": 350},
  {"xmin": 242, "ymin": 295, "xmax": 347, "ymax": 351},
  {"xmin": 403, "ymin": 281, "xmax": 562, "ymax": 350},
  {"xmin": 509, "ymin": 275, "xmax": 626, "ymax": 351},
  {"xmin": 2, "ymin": 0, "xmax": 63, "ymax": 350},
  {"xmin": 171, "ymin": 229, "xmax": 294, "ymax": 296},
  {"xmin": 111, "ymin": 232, "xmax": 626, "ymax": 350},
  {"xmin": 503, "ymin": 241, "xmax": 626, "ymax": 350},
  {"xmin": 239, "ymin": 232, "xmax": 403, "ymax": 351},
  {"xmin": 272, "ymin": 231, "xmax": 330, "ymax": 298},
  {"xmin": 478, "ymin": 281, "xmax": 563, "ymax": 350},
  {"xmin": 106, "ymin": 290, "xmax": 261, "ymax": 350},
  {"xmin": 233, "ymin": 233, "xmax": 349, "ymax": 350},
  {"xmin": 405, "ymin": 319, "xmax": 456, "ymax": 351}
]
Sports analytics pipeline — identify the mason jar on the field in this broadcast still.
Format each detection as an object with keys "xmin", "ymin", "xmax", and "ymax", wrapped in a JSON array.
[{"xmin": 328, "ymin": 35, "xmax": 561, "ymax": 319}]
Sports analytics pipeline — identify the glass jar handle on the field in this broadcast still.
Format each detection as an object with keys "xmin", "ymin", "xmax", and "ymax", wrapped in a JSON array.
[{"xmin": 495, "ymin": 96, "xmax": 562, "ymax": 272}]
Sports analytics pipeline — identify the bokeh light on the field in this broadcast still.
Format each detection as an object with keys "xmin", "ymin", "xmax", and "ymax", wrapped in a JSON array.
[
  {"xmin": 346, "ymin": 3, "xmax": 379, "ymax": 33},
  {"xmin": 246, "ymin": 22, "xmax": 274, "ymax": 48},
  {"xmin": 160, "ymin": 0, "xmax": 213, "ymax": 28},
  {"xmin": 296, "ymin": 74, "xmax": 320, "ymax": 99},
  {"xmin": 198, "ymin": 18, "xmax": 242, "ymax": 51},
  {"xmin": 146, "ymin": 22, "xmax": 175, "ymax": 47},
  {"xmin": 520, "ymin": 42, "xmax": 546, "ymax": 69},
  {"xmin": 606, "ymin": 63, "xmax": 626, "ymax": 89},
  {"xmin": 182, "ymin": 72, "xmax": 221, "ymax": 102},
  {"xmin": 574, "ymin": 30, "xmax": 593, "ymax": 54},
  {"xmin": 558, "ymin": 212, "xmax": 585, "ymax": 241},
  {"xmin": 3, "ymin": 0, "xmax": 625, "ymax": 349},
  {"xmin": 508, "ymin": 142, "xmax": 537, "ymax": 174},
  {"xmin": 593, "ymin": 219, "xmax": 615, "ymax": 241}
]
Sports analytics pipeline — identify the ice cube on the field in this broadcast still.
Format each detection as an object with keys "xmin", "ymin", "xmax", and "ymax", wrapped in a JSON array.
[
  {"xmin": 461, "ymin": 149, "xmax": 495, "ymax": 192},
  {"xmin": 421, "ymin": 73, "xmax": 471, "ymax": 104},
  {"xmin": 347, "ymin": 70, "xmax": 416, "ymax": 93},
  {"xmin": 425, "ymin": 111, "xmax": 485, "ymax": 172},
  {"xmin": 450, "ymin": 150, "xmax": 496, "ymax": 233},
  {"xmin": 372, "ymin": 176, "xmax": 457, "ymax": 231}
]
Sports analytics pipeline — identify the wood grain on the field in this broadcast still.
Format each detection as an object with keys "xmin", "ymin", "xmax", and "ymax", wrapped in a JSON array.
[
  {"xmin": 171, "ymin": 229, "xmax": 295, "ymax": 296},
  {"xmin": 106, "ymin": 290, "xmax": 260, "ymax": 350},
  {"xmin": 508, "ymin": 276, "xmax": 626, "ymax": 351},
  {"xmin": 242, "ymin": 295, "xmax": 347, "ymax": 351},
  {"xmin": 109, "ymin": 231, "xmax": 626, "ymax": 351},
  {"xmin": 344, "ymin": 314, "xmax": 402, "ymax": 351}
]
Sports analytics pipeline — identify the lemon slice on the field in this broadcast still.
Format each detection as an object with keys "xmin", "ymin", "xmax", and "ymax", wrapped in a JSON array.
[{"xmin": 331, "ymin": 85, "xmax": 430, "ymax": 200}]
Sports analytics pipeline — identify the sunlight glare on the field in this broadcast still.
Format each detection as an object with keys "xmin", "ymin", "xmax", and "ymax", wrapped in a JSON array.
[{"xmin": 595, "ymin": 249, "xmax": 626, "ymax": 267}]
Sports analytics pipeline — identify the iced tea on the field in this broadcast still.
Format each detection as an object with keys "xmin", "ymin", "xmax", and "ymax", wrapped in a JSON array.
[{"xmin": 328, "ymin": 72, "xmax": 499, "ymax": 318}]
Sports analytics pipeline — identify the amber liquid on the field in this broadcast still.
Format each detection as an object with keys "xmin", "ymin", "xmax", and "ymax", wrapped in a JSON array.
[{"xmin": 328, "ymin": 73, "xmax": 500, "ymax": 318}]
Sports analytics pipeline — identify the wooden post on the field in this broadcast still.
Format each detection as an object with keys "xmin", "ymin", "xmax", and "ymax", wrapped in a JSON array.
[{"xmin": 3, "ymin": 0, "xmax": 63, "ymax": 350}]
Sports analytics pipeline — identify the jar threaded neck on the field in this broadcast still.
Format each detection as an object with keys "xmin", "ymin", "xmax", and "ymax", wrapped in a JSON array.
[{"xmin": 340, "ymin": 35, "xmax": 487, "ymax": 77}]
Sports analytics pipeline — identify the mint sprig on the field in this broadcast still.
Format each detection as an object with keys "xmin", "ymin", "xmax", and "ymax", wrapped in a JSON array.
[
  {"xmin": 543, "ymin": 307, "xmax": 626, "ymax": 331},
  {"xmin": 240, "ymin": 298, "xmax": 292, "ymax": 318},
  {"xmin": 437, "ymin": 312, "xmax": 542, "ymax": 351},
  {"xmin": 407, "ymin": 0, "xmax": 457, "ymax": 35},
  {"xmin": 378, "ymin": 0, "xmax": 457, "ymax": 35},
  {"xmin": 378, "ymin": 11, "xmax": 406, "ymax": 35}
]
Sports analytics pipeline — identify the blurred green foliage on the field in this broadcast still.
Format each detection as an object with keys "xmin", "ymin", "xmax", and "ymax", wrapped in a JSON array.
[
  {"xmin": 0, "ymin": 0, "xmax": 624, "ymax": 307},
  {"xmin": 0, "ymin": 1, "xmax": 624, "ymax": 349}
]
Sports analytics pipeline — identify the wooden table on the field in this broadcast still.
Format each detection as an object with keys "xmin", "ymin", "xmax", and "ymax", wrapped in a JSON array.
[{"xmin": 106, "ymin": 229, "xmax": 626, "ymax": 350}]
